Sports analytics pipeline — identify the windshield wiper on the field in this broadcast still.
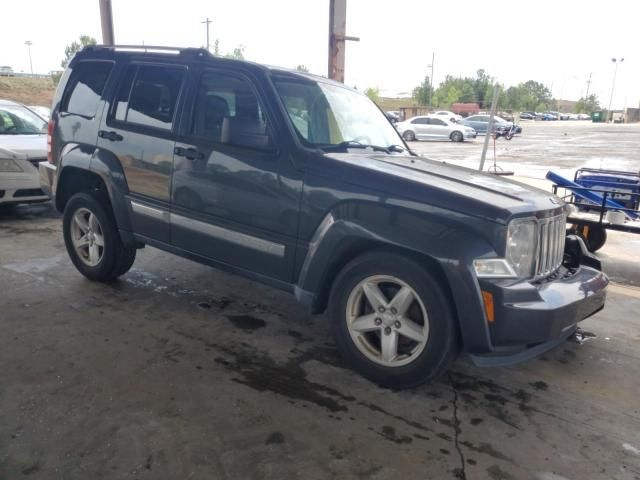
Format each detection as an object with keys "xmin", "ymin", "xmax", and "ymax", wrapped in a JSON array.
[{"xmin": 320, "ymin": 140, "xmax": 401, "ymax": 154}]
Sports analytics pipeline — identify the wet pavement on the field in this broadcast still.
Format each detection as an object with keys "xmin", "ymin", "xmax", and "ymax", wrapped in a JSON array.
[{"xmin": 2, "ymin": 122, "xmax": 640, "ymax": 480}]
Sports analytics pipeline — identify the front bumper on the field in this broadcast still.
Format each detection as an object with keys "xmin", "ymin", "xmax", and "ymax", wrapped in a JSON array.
[
  {"xmin": 38, "ymin": 161, "xmax": 57, "ymax": 199},
  {"xmin": 470, "ymin": 237, "xmax": 608, "ymax": 366},
  {"xmin": 464, "ymin": 131, "xmax": 477, "ymax": 139},
  {"xmin": 0, "ymin": 169, "xmax": 49, "ymax": 205}
]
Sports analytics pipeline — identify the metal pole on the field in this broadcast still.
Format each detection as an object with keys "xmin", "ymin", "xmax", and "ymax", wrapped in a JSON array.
[
  {"xmin": 24, "ymin": 41, "xmax": 33, "ymax": 74},
  {"xmin": 328, "ymin": 0, "xmax": 359, "ymax": 82},
  {"xmin": 429, "ymin": 52, "xmax": 434, "ymax": 107},
  {"xmin": 201, "ymin": 17, "xmax": 212, "ymax": 51},
  {"xmin": 479, "ymin": 85, "xmax": 500, "ymax": 172},
  {"xmin": 608, "ymin": 58, "xmax": 623, "ymax": 114},
  {"xmin": 98, "ymin": 0, "xmax": 115, "ymax": 45}
]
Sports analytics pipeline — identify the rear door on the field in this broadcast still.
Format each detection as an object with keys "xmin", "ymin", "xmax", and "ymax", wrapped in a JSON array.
[
  {"xmin": 97, "ymin": 62, "xmax": 187, "ymax": 243},
  {"xmin": 411, "ymin": 117, "xmax": 429, "ymax": 139}
]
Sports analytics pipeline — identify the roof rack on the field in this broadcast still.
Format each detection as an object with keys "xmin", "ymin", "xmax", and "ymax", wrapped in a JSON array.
[{"xmin": 84, "ymin": 45, "xmax": 213, "ymax": 56}]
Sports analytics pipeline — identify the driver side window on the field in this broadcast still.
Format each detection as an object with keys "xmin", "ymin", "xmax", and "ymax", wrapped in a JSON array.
[{"xmin": 192, "ymin": 71, "xmax": 269, "ymax": 150}]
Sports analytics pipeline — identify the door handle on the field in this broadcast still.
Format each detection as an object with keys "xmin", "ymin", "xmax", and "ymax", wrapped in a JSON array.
[
  {"xmin": 98, "ymin": 130, "xmax": 123, "ymax": 141},
  {"xmin": 174, "ymin": 146, "xmax": 204, "ymax": 160}
]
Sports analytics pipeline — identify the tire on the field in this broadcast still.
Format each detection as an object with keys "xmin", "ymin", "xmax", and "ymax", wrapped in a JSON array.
[
  {"xmin": 63, "ymin": 192, "xmax": 136, "ymax": 282},
  {"xmin": 328, "ymin": 251, "xmax": 459, "ymax": 389},
  {"xmin": 402, "ymin": 130, "xmax": 416, "ymax": 142},
  {"xmin": 450, "ymin": 131, "xmax": 463, "ymax": 142},
  {"xmin": 584, "ymin": 225, "xmax": 607, "ymax": 252}
]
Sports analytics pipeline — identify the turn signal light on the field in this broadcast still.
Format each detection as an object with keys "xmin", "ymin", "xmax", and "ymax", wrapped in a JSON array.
[{"xmin": 481, "ymin": 290, "xmax": 495, "ymax": 323}]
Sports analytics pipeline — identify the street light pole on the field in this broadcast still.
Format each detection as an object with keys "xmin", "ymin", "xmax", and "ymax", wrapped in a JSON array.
[
  {"xmin": 24, "ymin": 41, "xmax": 33, "ymax": 74},
  {"xmin": 427, "ymin": 52, "xmax": 434, "ymax": 108},
  {"xmin": 201, "ymin": 17, "xmax": 212, "ymax": 51},
  {"xmin": 608, "ymin": 57, "xmax": 624, "ymax": 117}
]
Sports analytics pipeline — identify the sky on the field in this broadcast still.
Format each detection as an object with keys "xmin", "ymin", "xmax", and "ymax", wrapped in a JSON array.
[{"xmin": 2, "ymin": 0, "xmax": 638, "ymax": 109}]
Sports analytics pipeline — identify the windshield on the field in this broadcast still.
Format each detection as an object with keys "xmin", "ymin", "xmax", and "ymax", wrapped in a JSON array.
[
  {"xmin": 0, "ymin": 104, "xmax": 47, "ymax": 135},
  {"xmin": 274, "ymin": 78, "xmax": 403, "ymax": 151}
]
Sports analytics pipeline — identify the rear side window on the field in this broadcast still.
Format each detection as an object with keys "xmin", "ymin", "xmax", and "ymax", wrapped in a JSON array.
[
  {"xmin": 114, "ymin": 64, "xmax": 185, "ymax": 130},
  {"xmin": 62, "ymin": 61, "xmax": 114, "ymax": 117},
  {"xmin": 431, "ymin": 118, "xmax": 447, "ymax": 126}
]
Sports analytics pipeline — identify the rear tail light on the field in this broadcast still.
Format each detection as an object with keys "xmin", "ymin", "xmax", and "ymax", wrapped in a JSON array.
[{"xmin": 47, "ymin": 120, "xmax": 54, "ymax": 164}]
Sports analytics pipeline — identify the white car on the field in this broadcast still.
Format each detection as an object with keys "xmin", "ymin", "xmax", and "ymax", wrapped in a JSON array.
[
  {"xmin": 433, "ymin": 110, "xmax": 462, "ymax": 123},
  {"xmin": 28, "ymin": 105, "xmax": 51, "ymax": 120},
  {"xmin": 0, "ymin": 99, "xmax": 49, "ymax": 205},
  {"xmin": 395, "ymin": 115, "xmax": 476, "ymax": 142}
]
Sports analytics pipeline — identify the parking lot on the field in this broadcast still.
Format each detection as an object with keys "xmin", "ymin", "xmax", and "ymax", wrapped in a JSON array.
[{"xmin": 2, "ymin": 122, "xmax": 640, "ymax": 479}]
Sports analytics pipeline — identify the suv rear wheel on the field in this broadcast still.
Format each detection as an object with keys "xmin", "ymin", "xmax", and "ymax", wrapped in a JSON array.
[
  {"xmin": 328, "ymin": 251, "xmax": 459, "ymax": 389},
  {"xmin": 63, "ymin": 192, "xmax": 136, "ymax": 281}
]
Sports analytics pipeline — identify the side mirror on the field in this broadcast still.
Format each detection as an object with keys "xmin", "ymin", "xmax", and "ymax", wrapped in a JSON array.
[{"xmin": 221, "ymin": 117, "xmax": 274, "ymax": 151}]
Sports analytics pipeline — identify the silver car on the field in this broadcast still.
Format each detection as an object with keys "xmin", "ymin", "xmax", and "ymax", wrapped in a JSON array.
[
  {"xmin": 0, "ymin": 99, "xmax": 49, "ymax": 205},
  {"xmin": 395, "ymin": 115, "xmax": 476, "ymax": 142}
]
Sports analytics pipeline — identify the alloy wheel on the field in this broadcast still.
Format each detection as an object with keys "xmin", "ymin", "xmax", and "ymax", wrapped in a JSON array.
[{"xmin": 345, "ymin": 275, "xmax": 430, "ymax": 367}]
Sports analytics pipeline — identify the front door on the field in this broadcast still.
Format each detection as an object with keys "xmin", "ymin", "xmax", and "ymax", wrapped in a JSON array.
[
  {"xmin": 429, "ymin": 117, "xmax": 450, "ymax": 140},
  {"xmin": 170, "ymin": 68, "xmax": 300, "ymax": 282},
  {"xmin": 97, "ymin": 62, "xmax": 187, "ymax": 243}
]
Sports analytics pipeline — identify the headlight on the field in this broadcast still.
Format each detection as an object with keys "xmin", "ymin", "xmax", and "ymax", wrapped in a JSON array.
[
  {"xmin": 474, "ymin": 218, "xmax": 538, "ymax": 279},
  {"xmin": 473, "ymin": 258, "xmax": 516, "ymax": 278},
  {"xmin": 505, "ymin": 218, "xmax": 538, "ymax": 278},
  {"xmin": 0, "ymin": 159, "xmax": 24, "ymax": 172}
]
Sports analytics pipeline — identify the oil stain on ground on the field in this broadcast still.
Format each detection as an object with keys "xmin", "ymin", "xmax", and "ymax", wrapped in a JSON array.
[{"xmin": 226, "ymin": 315, "xmax": 266, "ymax": 332}]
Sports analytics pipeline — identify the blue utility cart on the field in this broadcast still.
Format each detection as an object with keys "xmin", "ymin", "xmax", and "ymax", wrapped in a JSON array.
[{"xmin": 546, "ymin": 168, "xmax": 640, "ymax": 252}]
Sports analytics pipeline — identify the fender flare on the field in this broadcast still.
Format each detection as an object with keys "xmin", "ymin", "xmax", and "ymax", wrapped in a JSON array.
[
  {"xmin": 56, "ymin": 144, "xmax": 135, "ymax": 244},
  {"xmin": 295, "ymin": 208, "xmax": 501, "ymax": 354}
]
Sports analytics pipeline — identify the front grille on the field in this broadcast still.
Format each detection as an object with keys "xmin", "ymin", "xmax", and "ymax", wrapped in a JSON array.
[{"xmin": 535, "ymin": 214, "xmax": 567, "ymax": 278}]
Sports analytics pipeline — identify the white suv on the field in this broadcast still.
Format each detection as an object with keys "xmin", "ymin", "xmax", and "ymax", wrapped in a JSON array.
[{"xmin": 0, "ymin": 100, "xmax": 49, "ymax": 205}]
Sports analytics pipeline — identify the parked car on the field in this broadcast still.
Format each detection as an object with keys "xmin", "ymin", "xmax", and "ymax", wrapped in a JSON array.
[
  {"xmin": 395, "ymin": 115, "xmax": 476, "ymax": 142},
  {"xmin": 540, "ymin": 112, "xmax": 557, "ymax": 121},
  {"xmin": 549, "ymin": 111, "xmax": 569, "ymax": 120},
  {"xmin": 0, "ymin": 66, "xmax": 14, "ymax": 77},
  {"xmin": 433, "ymin": 110, "xmax": 462, "ymax": 123},
  {"xmin": 41, "ymin": 45, "xmax": 607, "ymax": 388},
  {"xmin": 519, "ymin": 112, "xmax": 536, "ymax": 120},
  {"xmin": 461, "ymin": 115, "xmax": 521, "ymax": 135},
  {"xmin": 385, "ymin": 111, "xmax": 400, "ymax": 123},
  {"xmin": 0, "ymin": 99, "xmax": 49, "ymax": 205},
  {"xmin": 29, "ymin": 105, "xmax": 51, "ymax": 120},
  {"xmin": 577, "ymin": 113, "xmax": 591, "ymax": 120}
]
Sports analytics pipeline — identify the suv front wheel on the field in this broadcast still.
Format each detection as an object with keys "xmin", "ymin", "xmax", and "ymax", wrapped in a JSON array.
[
  {"xmin": 63, "ymin": 192, "xmax": 136, "ymax": 282},
  {"xmin": 328, "ymin": 251, "xmax": 459, "ymax": 389}
]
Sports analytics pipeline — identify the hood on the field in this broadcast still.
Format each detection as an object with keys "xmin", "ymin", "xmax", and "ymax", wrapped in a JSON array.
[
  {"xmin": 323, "ymin": 152, "xmax": 564, "ymax": 223},
  {"xmin": 0, "ymin": 134, "xmax": 47, "ymax": 159}
]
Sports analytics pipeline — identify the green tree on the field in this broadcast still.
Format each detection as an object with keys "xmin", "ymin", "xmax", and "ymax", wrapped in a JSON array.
[
  {"xmin": 61, "ymin": 35, "xmax": 97, "ymax": 69},
  {"xmin": 473, "ymin": 69, "xmax": 494, "ymax": 108},
  {"xmin": 364, "ymin": 87, "xmax": 381, "ymax": 104},
  {"xmin": 412, "ymin": 76, "xmax": 433, "ymax": 106},
  {"xmin": 295, "ymin": 64, "xmax": 309, "ymax": 72},
  {"xmin": 519, "ymin": 80, "xmax": 552, "ymax": 111},
  {"xmin": 575, "ymin": 94, "xmax": 600, "ymax": 114},
  {"xmin": 224, "ymin": 46, "xmax": 245, "ymax": 60}
]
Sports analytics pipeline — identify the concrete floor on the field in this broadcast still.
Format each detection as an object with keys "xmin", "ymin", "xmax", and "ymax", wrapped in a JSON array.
[{"xmin": 2, "ymin": 123, "xmax": 640, "ymax": 479}]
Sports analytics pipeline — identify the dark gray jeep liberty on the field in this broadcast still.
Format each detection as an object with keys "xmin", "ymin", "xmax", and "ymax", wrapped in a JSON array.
[{"xmin": 40, "ymin": 45, "xmax": 608, "ymax": 388}]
